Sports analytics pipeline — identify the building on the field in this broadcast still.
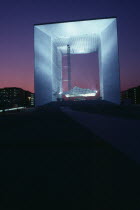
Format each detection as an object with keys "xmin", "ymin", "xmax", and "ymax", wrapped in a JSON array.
[
  {"xmin": 34, "ymin": 17, "xmax": 120, "ymax": 106},
  {"xmin": 121, "ymin": 86, "xmax": 140, "ymax": 104},
  {"xmin": 0, "ymin": 87, "xmax": 34, "ymax": 109},
  {"xmin": 24, "ymin": 91, "xmax": 35, "ymax": 107}
]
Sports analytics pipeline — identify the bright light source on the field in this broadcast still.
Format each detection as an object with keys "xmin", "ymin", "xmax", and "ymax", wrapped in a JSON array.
[
  {"xmin": 0, "ymin": 107, "xmax": 25, "ymax": 112},
  {"xmin": 65, "ymin": 93, "xmax": 96, "ymax": 97}
]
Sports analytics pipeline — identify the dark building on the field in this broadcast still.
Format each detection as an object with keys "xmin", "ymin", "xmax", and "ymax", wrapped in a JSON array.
[
  {"xmin": 0, "ymin": 87, "xmax": 34, "ymax": 109},
  {"xmin": 24, "ymin": 90, "xmax": 35, "ymax": 107},
  {"xmin": 121, "ymin": 86, "xmax": 140, "ymax": 104}
]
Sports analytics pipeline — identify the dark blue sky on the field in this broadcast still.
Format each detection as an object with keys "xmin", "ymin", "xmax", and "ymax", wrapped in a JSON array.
[{"xmin": 0, "ymin": 0, "xmax": 140, "ymax": 92}]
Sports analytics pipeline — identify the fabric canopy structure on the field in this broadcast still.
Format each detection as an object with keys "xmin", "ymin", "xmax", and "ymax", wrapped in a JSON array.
[
  {"xmin": 62, "ymin": 86, "xmax": 97, "ymax": 98},
  {"xmin": 34, "ymin": 17, "xmax": 120, "ymax": 106}
]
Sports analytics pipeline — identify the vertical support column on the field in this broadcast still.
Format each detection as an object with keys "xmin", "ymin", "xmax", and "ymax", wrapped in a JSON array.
[
  {"xmin": 99, "ymin": 19, "xmax": 120, "ymax": 104},
  {"xmin": 67, "ymin": 45, "xmax": 71, "ymax": 91},
  {"xmin": 52, "ymin": 42, "xmax": 62, "ymax": 101},
  {"xmin": 34, "ymin": 27, "xmax": 52, "ymax": 106}
]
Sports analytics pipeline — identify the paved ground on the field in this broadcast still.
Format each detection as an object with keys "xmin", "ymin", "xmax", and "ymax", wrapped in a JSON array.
[
  {"xmin": 0, "ymin": 107, "xmax": 140, "ymax": 209},
  {"xmin": 61, "ymin": 107, "xmax": 140, "ymax": 163}
]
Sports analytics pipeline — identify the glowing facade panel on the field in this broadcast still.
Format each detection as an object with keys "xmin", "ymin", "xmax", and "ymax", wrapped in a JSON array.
[
  {"xmin": 34, "ymin": 18, "xmax": 120, "ymax": 106},
  {"xmin": 34, "ymin": 28, "xmax": 52, "ymax": 105},
  {"xmin": 99, "ymin": 21, "xmax": 120, "ymax": 104}
]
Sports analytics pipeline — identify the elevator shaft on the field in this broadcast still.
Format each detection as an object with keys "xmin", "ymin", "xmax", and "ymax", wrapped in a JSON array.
[{"xmin": 67, "ymin": 45, "xmax": 71, "ymax": 91}]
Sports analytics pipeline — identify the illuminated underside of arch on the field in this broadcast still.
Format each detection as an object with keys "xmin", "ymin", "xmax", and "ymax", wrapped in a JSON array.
[{"xmin": 34, "ymin": 18, "xmax": 120, "ymax": 106}]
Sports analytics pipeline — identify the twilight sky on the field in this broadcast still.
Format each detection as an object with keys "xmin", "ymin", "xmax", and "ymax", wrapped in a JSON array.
[{"xmin": 0, "ymin": 0, "xmax": 140, "ymax": 93}]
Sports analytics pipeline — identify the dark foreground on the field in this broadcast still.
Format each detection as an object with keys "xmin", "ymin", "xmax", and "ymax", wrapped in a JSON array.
[{"xmin": 0, "ymin": 105, "xmax": 140, "ymax": 209}]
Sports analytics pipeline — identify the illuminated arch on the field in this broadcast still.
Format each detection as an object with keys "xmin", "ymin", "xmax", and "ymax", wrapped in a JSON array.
[{"xmin": 34, "ymin": 17, "xmax": 120, "ymax": 105}]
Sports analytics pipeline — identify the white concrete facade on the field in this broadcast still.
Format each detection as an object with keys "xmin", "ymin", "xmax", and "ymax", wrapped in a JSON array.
[{"xmin": 34, "ymin": 18, "xmax": 120, "ymax": 106}]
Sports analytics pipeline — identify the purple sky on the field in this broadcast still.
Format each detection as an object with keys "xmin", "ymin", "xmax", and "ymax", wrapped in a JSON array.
[{"xmin": 0, "ymin": 0, "xmax": 140, "ymax": 92}]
